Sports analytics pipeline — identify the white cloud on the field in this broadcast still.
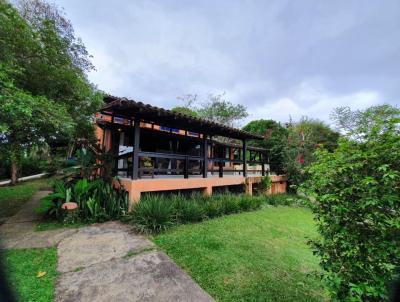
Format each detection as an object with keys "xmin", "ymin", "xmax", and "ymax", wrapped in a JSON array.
[
  {"xmin": 248, "ymin": 81, "xmax": 382, "ymax": 124},
  {"xmin": 55, "ymin": 0, "xmax": 400, "ymax": 123}
]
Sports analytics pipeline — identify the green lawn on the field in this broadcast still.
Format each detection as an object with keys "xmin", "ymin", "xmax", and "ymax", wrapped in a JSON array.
[
  {"xmin": 0, "ymin": 178, "xmax": 54, "ymax": 222},
  {"xmin": 2, "ymin": 248, "xmax": 58, "ymax": 302},
  {"xmin": 154, "ymin": 206, "xmax": 327, "ymax": 302}
]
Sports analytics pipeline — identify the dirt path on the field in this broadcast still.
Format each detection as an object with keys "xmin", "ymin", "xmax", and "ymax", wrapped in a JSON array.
[{"xmin": 0, "ymin": 192, "xmax": 214, "ymax": 302}]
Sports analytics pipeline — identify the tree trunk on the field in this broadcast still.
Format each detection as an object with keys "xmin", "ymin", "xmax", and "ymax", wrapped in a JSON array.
[{"xmin": 11, "ymin": 161, "xmax": 18, "ymax": 185}]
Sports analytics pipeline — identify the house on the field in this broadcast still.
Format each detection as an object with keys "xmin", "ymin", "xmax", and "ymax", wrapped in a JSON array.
[{"xmin": 96, "ymin": 95, "xmax": 286, "ymax": 207}]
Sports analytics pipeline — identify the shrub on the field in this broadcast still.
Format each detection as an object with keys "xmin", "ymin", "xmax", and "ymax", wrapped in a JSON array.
[
  {"xmin": 203, "ymin": 199, "xmax": 224, "ymax": 218},
  {"xmin": 249, "ymin": 195, "xmax": 263, "ymax": 210},
  {"xmin": 260, "ymin": 176, "xmax": 271, "ymax": 191},
  {"xmin": 237, "ymin": 194, "xmax": 253, "ymax": 211},
  {"xmin": 37, "ymin": 178, "xmax": 128, "ymax": 222},
  {"xmin": 171, "ymin": 194, "xmax": 206, "ymax": 223},
  {"xmin": 301, "ymin": 107, "xmax": 400, "ymax": 301},
  {"xmin": 130, "ymin": 195, "xmax": 175, "ymax": 233},
  {"xmin": 178, "ymin": 199, "xmax": 205, "ymax": 223},
  {"xmin": 263, "ymin": 193, "xmax": 307, "ymax": 207},
  {"xmin": 218, "ymin": 194, "xmax": 241, "ymax": 214}
]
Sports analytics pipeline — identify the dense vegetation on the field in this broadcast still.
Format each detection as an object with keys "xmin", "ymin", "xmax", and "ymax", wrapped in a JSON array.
[
  {"xmin": 125, "ymin": 192, "xmax": 307, "ymax": 233},
  {"xmin": 155, "ymin": 206, "xmax": 327, "ymax": 302},
  {"xmin": 0, "ymin": 0, "xmax": 102, "ymax": 184},
  {"xmin": 243, "ymin": 119, "xmax": 288, "ymax": 174},
  {"xmin": 37, "ymin": 178, "xmax": 129, "ymax": 223},
  {"xmin": 302, "ymin": 105, "xmax": 400, "ymax": 301}
]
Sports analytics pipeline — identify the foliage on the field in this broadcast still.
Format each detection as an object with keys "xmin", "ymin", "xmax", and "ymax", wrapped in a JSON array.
[
  {"xmin": 301, "ymin": 105, "xmax": 400, "ymax": 301},
  {"xmin": 173, "ymin": 195, "xmax": 206, "ymax": 223},
  {"xmin": 260, "ymin": 175, "xmax": 272, "ymax": 190},
  {"xmin": 284, "ymin": 117, "xmax": 339, "ymax": 190},
  {"xmin": 264, "ymin": 193, "xmax": 309, "ymax": 207},
  {"xmin": 171, "ymin": 106, "xmax": 198, "ymax": 117},
  {"xmin": 126, "ymin": 193, "xmax": 265, "ymax": 233},
  {"xmin": 154, "ymin": 207, "xmax": 327, "ymax": 302},
  {"xmin": 129, "ymin": 195, "xmax": 175, "ymax": 233},
  {"xmin": 243, "ymin": 119, "xmax": 289, "ymax": 174},
  {"xmin": 175, "ymin": 93, "xmax": 248, "ymax": 127},
  {"xmin": 0, "ymin": 154, "xmax": 49, "ymax": 180},
  {"xmin": 37, "ymin": 178, "xmax": 129, "ymax": 222},
  {"xmin": 330, "ymin": 104, "xmax": 400, "ymax": 141},
  {"xmin": 0, "ymin": 1, "xmax": 102, "ymax": 184},
  {"xmin": 3, "ymin": 247, "xmax": 57, "ymax": 302}
]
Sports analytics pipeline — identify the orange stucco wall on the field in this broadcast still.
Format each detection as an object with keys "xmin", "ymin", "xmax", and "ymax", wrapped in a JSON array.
[{"xmin": 115, "ymin": 175, "xmax": 287, "ymax": 209}]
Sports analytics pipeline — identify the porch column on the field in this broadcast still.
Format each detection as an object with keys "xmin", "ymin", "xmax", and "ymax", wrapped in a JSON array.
[
  {"xmin": 132, "ymin": 117, "xmax": 140, "ymax": 179},
  {"xmin": 202, "ymin": 134, "xmax": 208, "ymax": 178},
  {"xmin": 242, "ymin": 139, "xmax": 247, "ymax": 177},
  {"xmin": 262, "ymin": 152, "xmax": 266, "ymax": 176}
]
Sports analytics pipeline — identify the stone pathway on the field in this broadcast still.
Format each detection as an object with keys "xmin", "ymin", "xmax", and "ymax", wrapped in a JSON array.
[{"xmin": 0, "ymin": 191, "xmax": 214, "ymax": 302}]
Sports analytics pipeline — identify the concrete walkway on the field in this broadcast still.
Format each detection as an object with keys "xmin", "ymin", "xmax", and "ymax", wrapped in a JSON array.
[
  {"xmin": 0, "ymin": 191, "xmax": 214, "ymax": 302},
  {"xmin": 0, "ymin": 190, "xmax": 77, "ymax": 249}
]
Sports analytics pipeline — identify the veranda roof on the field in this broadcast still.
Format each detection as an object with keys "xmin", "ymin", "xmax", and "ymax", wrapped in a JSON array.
[{"xmin": 101, "ymin": 95, "xmax": 264, "ymax": 141}]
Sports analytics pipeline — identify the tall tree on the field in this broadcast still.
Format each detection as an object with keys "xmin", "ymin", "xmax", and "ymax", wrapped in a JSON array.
[
  {"xmin": 0, "ymin": 1, "xmax": 101, "ymax": 183},
  {"xmin": 242, "ymin": 119, "xmax": 288, "ymax": 174},
  {"xmin": 284, "ymin": 117, "xmax": 340, "ymax": 189},
  {"xmin": 174, "ymin": 93, "xmax": 248, "ymax": 127},
  {"xmin": 330, "ymin": 105, "xmax": 400, "ymax": 141}
]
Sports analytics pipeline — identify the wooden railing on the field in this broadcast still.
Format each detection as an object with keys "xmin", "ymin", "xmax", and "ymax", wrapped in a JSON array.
[{"xmin": 115, "ymin": 150, "xmax": 267, "ymax": 179}]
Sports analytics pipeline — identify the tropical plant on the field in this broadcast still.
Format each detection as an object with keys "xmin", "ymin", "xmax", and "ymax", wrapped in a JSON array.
[
  {"xmin": 126, "ymin": 193, "xmax": 269, "ymax": 233},
  {"xmin": 260, "ymin": 176, "xmax": 272, "ymax": 191},
  {"xmin": 203, "ymin": 199, "xmax": 224, "ymax": 218},
  {"xmin": 177, "ymin": 199, "xmax": 205, "ymax": 223},
  {"xmin": 218, "ymin": 194, "xmax": 241, "ymax": 214},
  {"xmin": 129, "ymin": 195, "xmax": 175, "ymax": 233},
  {"xmin": 36, "ymin": 179, "xmax": 67, "ymax": 218},
  {"xmin": 37, "ymin": 178, "xmax": 128, "ymax": 222}
]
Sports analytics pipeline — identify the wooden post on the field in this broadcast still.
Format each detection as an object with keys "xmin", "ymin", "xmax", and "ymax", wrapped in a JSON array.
[
  {"xmin": 243, "ymin": 139, "xmax": 247, "ymax": 177},
  {"xmin": 218, "ymin": 161, "xmax": 223, "ymax": 178},
  {"xmin": 184, "ymin": 155, "xmax": 189, "ymax": 179},
  {"xmin": 202, "ymin": 134, "xmax": 208, "ymax": 178},
  {"xmin": 132, "ymin": 117, "xmax": 140, "ymax": 179},
  {"xmin": 262, "ymin": 157, "xmax": 266, "ymax": 176}
]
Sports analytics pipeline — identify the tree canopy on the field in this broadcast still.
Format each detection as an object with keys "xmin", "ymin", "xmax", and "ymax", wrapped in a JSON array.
[
  {"xmin": 283, "ymin": 117, "xmax": 340, "ymax": 188},
  {"xmin": 0, "ymin": 0, "xmax": 102, "ymax": 183},
  {"xmin": 243, "ymin": 119, "xmax": 288, "ymax": 174},
  {"xmin": 173, "ymin": 93, "xmax": 248, "ymax": 127}
]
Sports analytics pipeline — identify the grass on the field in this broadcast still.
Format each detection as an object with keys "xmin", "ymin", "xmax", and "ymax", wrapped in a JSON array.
[
  {"xmin": 154, "ymin": 206, "xmax": 327, "ymax": 302},
  {"xmin": 2, "ymin": 248, "xmax": 58, "ymax": 302},
  {"xmin": 35, "ymin": 220, "xmax": 87, "ymax": 232},
  {"xmin": 0, "ymin": 177, "xmax": 54, "ymax": 222}
]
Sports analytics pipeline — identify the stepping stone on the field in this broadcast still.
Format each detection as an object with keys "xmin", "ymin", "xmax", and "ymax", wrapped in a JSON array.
[
  {"xmin": 57, "ymin": 221, "xmax": 154, "ymax": 273},
  {"xmin": 56, "ymin": 251, "xmax": 214, "ymax": 302}
]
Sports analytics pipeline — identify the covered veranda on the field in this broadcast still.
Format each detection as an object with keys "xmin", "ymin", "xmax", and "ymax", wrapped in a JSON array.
[{"xmin": 96, "ymin": 95, "xmax": 286, "ymax": 204}]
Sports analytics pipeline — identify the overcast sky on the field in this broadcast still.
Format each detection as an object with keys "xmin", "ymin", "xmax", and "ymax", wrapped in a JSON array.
[{"xmin": 55, "ymin": 0, "xmax": 400, "ymax": 125}]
